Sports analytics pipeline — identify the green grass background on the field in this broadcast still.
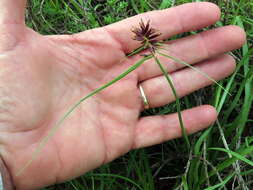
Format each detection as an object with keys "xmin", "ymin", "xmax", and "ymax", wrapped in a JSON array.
[{"xmin": 25, "ymin": 0, "xmax": 253, "ymax": 189}]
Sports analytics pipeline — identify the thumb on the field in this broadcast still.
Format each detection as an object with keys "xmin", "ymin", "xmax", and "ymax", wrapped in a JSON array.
[
  {"xmin": 0, "ymin": 0, "xmax": 27, "ymax": 24},
  {"xmin": 0, "ymin": 0, "xmax": 27, "ymax": 51}
]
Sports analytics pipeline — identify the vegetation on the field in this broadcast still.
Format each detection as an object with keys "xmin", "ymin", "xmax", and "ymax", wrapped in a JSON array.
[{"xmin": 25, "ymin": 0, "xmax": 253, "ymax": 189}]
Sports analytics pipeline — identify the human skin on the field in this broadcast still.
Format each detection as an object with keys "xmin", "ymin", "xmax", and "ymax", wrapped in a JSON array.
[{"xmin": 0, "ymin": 1, "xmax": 246, "ymax": 189}]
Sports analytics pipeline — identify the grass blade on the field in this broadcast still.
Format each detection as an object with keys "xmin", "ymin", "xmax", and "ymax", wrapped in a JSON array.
[
  {"xmin": 157, "ymin": 51, "xmax": 231, "ymax": 96},
  {"xmin": 152, "ymin": 53, "xmax": 191, "ymax": 149},
  {"xmin": 209, "ymin": 148, "xmax": 253, "ymax": 167},
  {"xmin": 16, "ymin": 55, "xmax": 152, "ymax": 176},
  {"xmin": 200, "ymin": 145, "xmax": 253, "ymax": 185},
  {"xmin": 87, "ymin": 173, "xmax": 144, "ymax": 190},
  {"xmin": 204, "ymin": 173, "xmax": 235, "ymax": 190}
]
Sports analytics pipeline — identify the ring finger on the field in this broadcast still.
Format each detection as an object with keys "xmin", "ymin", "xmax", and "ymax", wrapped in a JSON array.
[{"xmin": 138, "ymin": 54, "xmax": 235, "ymax": 109}]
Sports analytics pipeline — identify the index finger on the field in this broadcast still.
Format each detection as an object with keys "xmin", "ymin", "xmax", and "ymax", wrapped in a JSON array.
[{"xmin": 104, "ymin": 2, "xmax": 221, "ymax": 54}]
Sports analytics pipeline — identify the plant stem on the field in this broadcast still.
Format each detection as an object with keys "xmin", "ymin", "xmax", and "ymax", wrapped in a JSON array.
[{"xmin": 152, "ymin": 53, "xmax": 191, "ymax": 149}]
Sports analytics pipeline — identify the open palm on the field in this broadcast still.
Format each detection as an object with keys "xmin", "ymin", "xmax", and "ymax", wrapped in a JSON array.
[{"xmin": 0, "ymin": 1, "xmax": 245, "ymax": 189}]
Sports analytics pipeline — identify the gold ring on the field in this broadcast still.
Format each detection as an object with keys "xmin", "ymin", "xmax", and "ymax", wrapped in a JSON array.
[{"xmin": 139, "ymin": 84, "xmax": 150, "ymax": 109}]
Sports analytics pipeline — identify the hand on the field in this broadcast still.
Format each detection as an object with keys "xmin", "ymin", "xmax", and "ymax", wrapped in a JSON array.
[{"xmin": 0, "ymin": 1, "xmax": 245, "ymax": 189}]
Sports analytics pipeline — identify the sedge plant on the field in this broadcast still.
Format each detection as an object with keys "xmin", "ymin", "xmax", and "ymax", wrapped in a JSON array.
[{"xmin": 16, "ymin": 19, "xmax": 229, "ymax": 176}]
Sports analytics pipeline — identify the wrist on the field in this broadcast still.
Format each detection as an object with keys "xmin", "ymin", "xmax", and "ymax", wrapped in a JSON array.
[{"xmin": 0, "ymin": 155, "xmax": 15, "ymax": 190}]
